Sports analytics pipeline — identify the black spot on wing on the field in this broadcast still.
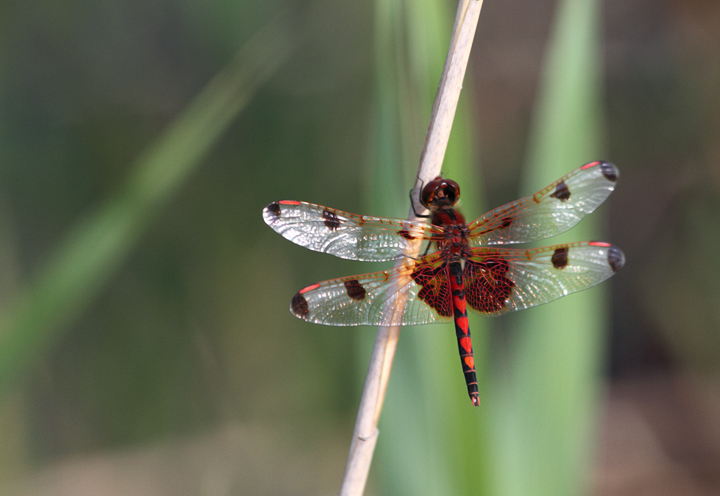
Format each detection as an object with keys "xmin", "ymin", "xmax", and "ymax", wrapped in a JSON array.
[
  {"xmin": 398, "ymin": 229, "xmax": 415, "ymax": 240},
  {"xmin": 344, "ymin": 279, "xmax": 367, "ymax": 301},
  {"xmin": 266, "ymin": 202, "xmax": 281, "ymax": 218},
  {"xmin": 550, "ymin": 181, "xmax": 571, "ymax": 202},
  {"xmin": 475, "ymin": 216, "xmax": 514, "ymax": 237},
  {"xmin": 551, "ymin": 247, "xmax": 569, "ymax": 269},
  {"xmin": 323, "ymin": 210, "xmax": 341, "ymax": 230},
  {"xmin": 291, "ymin": 292, "xmax": 309, "ymax": 318},
  {"xmin": 607, "ymin": 246, "xmax": 625, "ymax": 272},
  {"xmin": 599, "ymin": 161, "xmax": 619, "ymax": 182}
]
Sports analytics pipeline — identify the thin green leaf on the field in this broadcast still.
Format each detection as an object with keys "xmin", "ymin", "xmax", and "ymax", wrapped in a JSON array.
[
  {"xmin": 490, "ymin": 1, "xmax": 606, "ymax": 496},
  {"xmin": 0, "ymin": 18, "xmax": 293, "ymax": 399}
]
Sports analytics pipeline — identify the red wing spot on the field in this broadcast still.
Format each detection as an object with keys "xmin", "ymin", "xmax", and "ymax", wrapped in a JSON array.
[
  {"xmin": 397, "ymin": 229, "xmax": 415, "ymax": 240},
  {"xmin": 278, "ymin": 200, "xmax": 301, "ymax": 205},
  {"xmin": 581, "ymin": 161, "xmax": 600, "ymax": 170},
  {"xmin": 459, "ymin": 337, "xmax": 472, "ymax": 354},
  {"xmin": 464, "ymin": 258, "xmax": 515, "ymax": 314},
  {"xmin": 464, "ymin": 356, "xmax": 475, "ymax": 370},
  {"xmin": 291, "ymin": 292, "xmax": 309, "ymax": 318},
  {"xmin": 607, "ymin": 246, "xmax": 625, "ymax": 273},
  {"xmin": 344, "ymin": 279, "xmax": 367, "ymax": 301},
  {"xmin": 299, "ymin": 283, "xmax": 320, "ymax": 294},
  {"xmin": 589, "ymin": 241, "xmax": 611, "ymax": 247},
  {"xmin": 549, "ymin": 181, "xmax": 571, "ymax": 202},
  {"xmin": 266, "ymin": 202, "xmax": 281, "ymax": 218},
  {"xmin": 500, "ymin": 216, "xmax": 513, "ymax": 228},
  {"xmin": 323, "ymin": 210, "xmax": 341, "ymax": 230},
  {"xmin": 551, "ymin": 247, "xmax": 569, "ymax": 269}
]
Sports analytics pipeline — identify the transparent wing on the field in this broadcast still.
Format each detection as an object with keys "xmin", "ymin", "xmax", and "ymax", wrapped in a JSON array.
[
  {"xmin": 463, "ymin": 241, "xmax": 625, "ymax": 316},
  {"xmin": 467, "ymin": 161, "xmax": 619, "ymax": 246},
  {"xmin": 290, "ymin": 242, "xmax": 625, "ymax": 325},
  {"xmin": 263, "ymin": 200, "xmax": 436, "ymax": 262},
  {"xmin": 289, "ymin": 254, "xmax": 453, "ymax": 326}
]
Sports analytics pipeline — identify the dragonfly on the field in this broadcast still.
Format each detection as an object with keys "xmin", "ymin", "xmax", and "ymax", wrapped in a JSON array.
[{"xmin": 263, "ymin": 161, "xmax": 624, "ymax": 406}]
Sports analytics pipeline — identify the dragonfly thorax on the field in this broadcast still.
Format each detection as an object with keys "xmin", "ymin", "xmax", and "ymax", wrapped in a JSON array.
[{"xmin": 432, "ymin": 210, "xmax": 470, "ymax": 257}]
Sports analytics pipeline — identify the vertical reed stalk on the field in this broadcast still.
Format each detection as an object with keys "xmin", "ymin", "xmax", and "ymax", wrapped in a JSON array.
[{"xmin": 339, "ymin": 2, "xmax": 484, "ymax": 495}]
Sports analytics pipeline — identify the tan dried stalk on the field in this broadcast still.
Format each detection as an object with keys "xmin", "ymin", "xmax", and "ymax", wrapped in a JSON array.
[{"xmin": 338, "ymin": 1, "xmax": 484, "ymax": 495}]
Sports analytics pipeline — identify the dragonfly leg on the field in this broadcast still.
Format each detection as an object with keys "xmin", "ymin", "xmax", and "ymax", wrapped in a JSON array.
[{"xmin": 409, "ymin": 183, "xmax": 430, "ymax": 218}]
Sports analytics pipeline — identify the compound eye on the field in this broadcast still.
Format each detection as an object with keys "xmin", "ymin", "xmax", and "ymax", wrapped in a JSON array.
[
  {"xmin": 420, "ymin": 177, "xmax": 444, "ymax": 208},
  {"xmin": 442, "ymin": 179, "xmax": 460, "ymax": 205}
]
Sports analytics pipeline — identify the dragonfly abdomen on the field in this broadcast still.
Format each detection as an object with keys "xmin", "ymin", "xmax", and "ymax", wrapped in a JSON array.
[{"xmin": 449, "ymin": 261, "xmax": 479, "ymax": 406}]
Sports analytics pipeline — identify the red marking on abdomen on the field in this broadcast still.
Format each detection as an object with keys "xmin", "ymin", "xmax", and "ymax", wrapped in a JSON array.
[
  {"xmin": 581, "ymin": 161, "xmax": 600, "ymax": 170},
  {"xmin": 449, "ymin": 262, "xmax": 479, "ymax": 406},
  {"xmin": 299, "ymin": 283, "xmax": 320, "ymax": 294},
  {"xmin": 455, "ymin": 315, "xmax": 469, "ymax": 334},
  {"xmin": 453, "ymin": 293, "xmax": 467, "ymax": 314},
  {"xmin": 589, "ymin": 241, "xmax": 611, "ymax": 247}
]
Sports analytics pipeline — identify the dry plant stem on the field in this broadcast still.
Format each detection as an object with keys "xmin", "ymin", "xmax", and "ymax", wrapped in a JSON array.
[{"xmin": 338, "ymin": 1, "xmax": 483, "ymax": 495}]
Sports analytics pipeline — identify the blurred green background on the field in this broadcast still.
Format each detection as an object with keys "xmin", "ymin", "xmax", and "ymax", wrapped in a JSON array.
[{"xmin": 1, "ymin": 0, "xmax": 719, "ymax": 495}]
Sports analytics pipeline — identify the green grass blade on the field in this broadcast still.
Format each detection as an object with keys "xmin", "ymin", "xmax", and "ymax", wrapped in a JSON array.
[
  {"xmin": 0, "ymin": 18, "xmax": 293, "ymax": 399},
  {"xmin": 490, "ymin": 0, "xmax": 606, "ymax": 495}
]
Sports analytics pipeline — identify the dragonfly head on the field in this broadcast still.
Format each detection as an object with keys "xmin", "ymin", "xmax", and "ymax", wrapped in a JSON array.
[{"xmin": 420, "ymin": 176, "xmax": 460, "ymax": 210}]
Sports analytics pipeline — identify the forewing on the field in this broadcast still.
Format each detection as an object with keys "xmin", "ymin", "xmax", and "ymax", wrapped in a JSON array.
[
  {"xmin": 463, "ymin": 242, "xmax": 625, "ymax": 316},
  {"xmin": 467, "ymin": 161, "xmax": 619, "ymax": 246},
  {"xmin": 289, "ymin": 254, "xmax": 453, "ymax": 326},
  {"xmin": 263, "ymin": 200, "xmax": 436, "ymax": 261}
]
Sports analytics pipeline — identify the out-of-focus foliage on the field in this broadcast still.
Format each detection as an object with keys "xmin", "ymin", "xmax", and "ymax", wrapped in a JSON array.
[
  {"xmin": 0, "ymin": 16, "xmax": 292, "ymax": 401},
  {"xmin": 489, "ymin": 1, "xmax": 605, "ymax": 496},
  {"xmin": 0, "ymin": 0, "xmax": 719, "ymax": 495}
]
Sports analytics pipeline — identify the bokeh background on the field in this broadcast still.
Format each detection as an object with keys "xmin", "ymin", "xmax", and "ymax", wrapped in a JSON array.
[{"xmin": 0, "ymin": 0, "xmax": 719, "ymax": 495}]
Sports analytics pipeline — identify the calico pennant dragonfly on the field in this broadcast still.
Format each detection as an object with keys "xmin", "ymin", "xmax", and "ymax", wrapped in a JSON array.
[{"xmin": 263, "ymin": 161, "xmax": 624, "ymax": 406}]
